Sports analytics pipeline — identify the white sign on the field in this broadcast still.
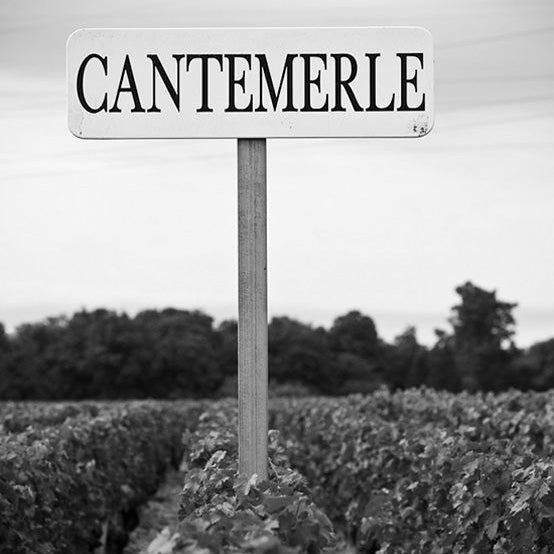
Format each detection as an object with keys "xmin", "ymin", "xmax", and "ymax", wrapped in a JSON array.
[{"xmin": 67, "ymin": 27, "xmax": 434, "ymax": 139}]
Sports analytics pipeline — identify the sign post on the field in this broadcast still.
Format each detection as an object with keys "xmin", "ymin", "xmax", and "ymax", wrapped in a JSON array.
[
  {"xmin": 237, "ymin": 138, "xmax": 268, "ymax": 480},
  {"xmin": 67, "ymin": 26, "xmax": 434, "ymax": 480}
]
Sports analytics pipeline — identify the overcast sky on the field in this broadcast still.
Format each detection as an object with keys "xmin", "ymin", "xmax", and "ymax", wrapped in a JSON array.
[{"xmin": 1, "ymin": 0, "xmax": 553, "ymax": 345}]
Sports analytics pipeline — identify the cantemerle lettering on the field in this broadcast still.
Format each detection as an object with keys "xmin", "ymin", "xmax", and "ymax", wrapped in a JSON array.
[{"xmin": 76, "ymin": 51, "xmax": 427, "ymax": 114}]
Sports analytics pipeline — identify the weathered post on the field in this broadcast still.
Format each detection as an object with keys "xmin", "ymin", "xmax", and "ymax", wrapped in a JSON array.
[{"xmin": 237, "ymin": 138, "xmax": 268, "ymax": 480}]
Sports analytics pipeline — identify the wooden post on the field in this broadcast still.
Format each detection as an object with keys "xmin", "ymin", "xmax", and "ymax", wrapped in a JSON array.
[{"xmin": 237, "ymin": 138, "xmax": 268, "ymax": 480}]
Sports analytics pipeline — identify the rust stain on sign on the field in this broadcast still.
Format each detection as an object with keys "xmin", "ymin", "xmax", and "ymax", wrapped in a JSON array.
[{"xmin": 411, "ymin": 115, "xmax": 431, "ymax": 137}]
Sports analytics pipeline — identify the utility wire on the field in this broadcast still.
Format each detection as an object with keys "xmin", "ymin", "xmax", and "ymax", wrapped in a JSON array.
[
  {"xmin": 441, "ymin": 74, "xmax": 554, "ymax": 84},
  {"xmin": 439, "ymin": 26, "xmax": 554, "ymax": 50}
]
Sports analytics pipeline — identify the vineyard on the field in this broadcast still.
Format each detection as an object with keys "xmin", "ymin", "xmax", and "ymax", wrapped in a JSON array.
[{"xmin": 2, "ymin": 389, "xmax": 554, "ymax": 553}]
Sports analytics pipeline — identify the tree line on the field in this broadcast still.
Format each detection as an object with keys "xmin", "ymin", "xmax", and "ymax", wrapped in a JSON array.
[{"xmin": 0, "ymin": 281, "xmax": 552, "ymax": 400}]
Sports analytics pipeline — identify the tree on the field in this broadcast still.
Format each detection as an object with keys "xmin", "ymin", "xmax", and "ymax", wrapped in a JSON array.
[
  {"xmin": 134, "ymin": 309, "xmax": 222, "ymax": 398},
  {"xmin": 329, "ymin": 311, "xmax": 385, "ymax": 393},
  {"xmin": 449, "ymin": 281, "xmax": 518, "ymax": 391},
  {"xmin": 268, "ymin": 316, "xmax": 334, "ymax": 394},
  {"xmin": 0, "ymin": 323, "xmax": 14, "ymax": 398},
  {"xmin": 214, "ymin": 319, "xmax": 238, "ymax": 397},
  {"xmin": 217, "ymin": 319, "xmax": 238, "ymax": 379},
  {"xmin": 425, "ymin": 329, "xmax": 461, "ymax": 391},
  {"xmin": 0, "ymin": 308, "xmax": 225, "ymax": 400},
  {"xmin": 383, "ymin": 326, "xmax": 428, "ymax": 389},
  {"xmin": 329, "ymin": 311, "xmax": 380, "ymax": 359},
  {"xmin": 511, "ymin": 338, "xmax": 554, "ymax": 391}
]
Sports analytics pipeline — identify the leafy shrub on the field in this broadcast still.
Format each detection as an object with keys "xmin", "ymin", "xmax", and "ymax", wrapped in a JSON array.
[
  {"xmin": 172, "ymin": 402, "xmax": 343, "ymax": 553},
  {"xmin": 0, "ymin": 400, "xmax": 104, "ymax": 433},
  {"xmin": 0, "ymin": 400, "xmax": 202, "ymax": 554},
  {"xmin": 271, "ymin": 389, "xmax": 554, "ymax": 553}
]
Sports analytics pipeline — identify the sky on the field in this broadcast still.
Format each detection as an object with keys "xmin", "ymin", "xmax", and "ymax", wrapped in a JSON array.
[{"xmin": 1, "ymin": 0, "xmax": 553, "ymax": 346}]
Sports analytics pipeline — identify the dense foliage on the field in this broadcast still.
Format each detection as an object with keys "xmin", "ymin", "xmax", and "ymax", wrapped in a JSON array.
[
  {"xmin": 0, "ymin": 400, "xmax": 202, "ymax": 554},
  {"xmin": 0, "ymin": 400, "xmax": 111, "ymax": 433},
  {"xmin": 4, "ymin": 390, "xmax": 554, "ymax": 553},
  {"xmin": 271, "ymin": 389, "xmax": 554, "ymax": 553},
  {"xmin": 124, "ymin": 390, "xmax": 554, "ymax": 554},
  {"xmin": 171, "ymin": 403, "xmax": 343, "ymax": 553},
  {"xmin": 0, "ymin": 281, "xmax": 551, "ymax": 400}
]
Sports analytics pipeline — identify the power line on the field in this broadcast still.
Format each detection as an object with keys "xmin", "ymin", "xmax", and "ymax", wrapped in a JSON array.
[
  {"xmin": 441, "ymin": 74, "xmax": 554, "ymax": 84},
  {"xmin": 439, "ymin": 26, "xmax": 554, "ymax": 50},
  {"xmin": 438, "ymin": 109, "xmax": 554, "ymax": 133},
  {"xmin": 441, "ymin": 94, "xmax": 554, "ymax": 110}
]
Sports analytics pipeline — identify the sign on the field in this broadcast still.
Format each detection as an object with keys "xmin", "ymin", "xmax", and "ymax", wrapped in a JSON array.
[
  {"xmin": 67, "ymin": 27, "xmax": 434, "ymax": 139},
  {"xmin": 67, "ymin": 26, "xmax": 435, "ymax": 479}
]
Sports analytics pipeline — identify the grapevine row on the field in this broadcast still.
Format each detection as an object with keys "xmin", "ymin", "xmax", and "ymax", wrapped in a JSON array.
[{"xmin": 0, "ymin": 400, "xmax": 202, "ymax": 554}]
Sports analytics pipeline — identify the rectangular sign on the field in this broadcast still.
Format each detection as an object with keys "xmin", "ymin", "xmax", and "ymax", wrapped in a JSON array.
[{"xmin": 67, "ymin": 27, "xmax": 434, "ymax": 139}]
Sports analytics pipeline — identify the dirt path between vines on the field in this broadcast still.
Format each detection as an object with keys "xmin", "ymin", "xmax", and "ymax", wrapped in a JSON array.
[{"xmin": 123, "ymin": 468, "xmax": 184, "ymax": 554}]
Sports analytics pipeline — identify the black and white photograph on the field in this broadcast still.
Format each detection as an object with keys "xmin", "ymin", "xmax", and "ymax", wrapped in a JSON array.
[{"xmin": 1, "ymin": 1, "xmax": 553, "ymax": 552}]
